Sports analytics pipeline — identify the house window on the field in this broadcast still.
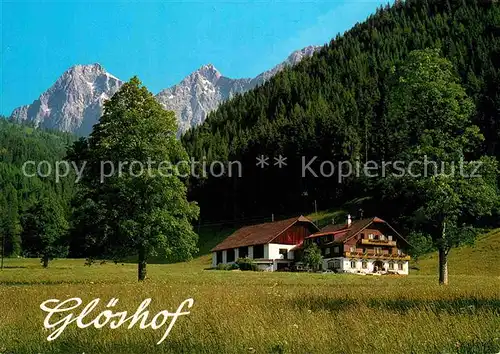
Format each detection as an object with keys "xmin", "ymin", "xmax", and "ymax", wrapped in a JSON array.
[
  {"xmin": 253, "ymin": 244, "xmax": 264, "ymax": 259},
  {"xmin": 380, "ymin": 234, "xmax": 385, "ymax": 241},
  {"xmin": 279, "ymin": 248, "xmax": 288, "ymax": 260},
  {"xmin": 375, "ymin": 247, "xmax": 382, "ymax": 255},
  {"xmin": 350, "ymin": 246, "xmax": 356, "ymax": 253},
  {"xmin": 239, "ymin": 246, "xmax": 249, "ymax": 258},
  {"xmin": 368, "ymin": 234, "xmax": 374, "ymax": 239},
  {"xmin": 325, "ymin": 247, "xmax": 331, "ymax": 256},
  {"xmin": 216, "ymin": 251, "xmax": 223, "ymax": 264},
  {"xmin": 397, "ymin": 249, "xmax": 403, "ymax": 256},
  {"xmin": 361, "ymin": 233, "xmax": 364, "ymax": 239},
  {"xmin": 362, "ymin": 262, "xmax": 367, "ymax": 269},
  {"xmin": 227, "ymin": 249, "xmax": 235, "ymax": 262},
  {"xmin": 388, "ymin": 235, "xmax": 393, "ymax": 241},
  {"xmin": 350, "ymin": 261, "xmax": 356, "ymax": 269},
  {"xmin": 333, "ymin": 260, "xmax": 341, "ymax": 269},
  {"xmin": 389, "ymin": 263, "xmax": 394, "ymax": 270},
  {"xmin": 334, "ymin": 246, "xmax": 339, "ymax": 253},
  {"xmin": 398, "ymin": 263, "xmax": 404, "ymax": 270}
]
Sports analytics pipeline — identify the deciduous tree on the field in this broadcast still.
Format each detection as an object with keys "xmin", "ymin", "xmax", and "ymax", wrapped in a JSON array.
[
  {"xmin": 68, "ymin": 77, "xmax": 199, "ymax": 281},
  {"xmin": 387, "ymin": 49, "xmax": 499, "ymax": 284},
  {"xmin": 21, "ymin": 197, "xmax": 69, "ymax": 268}
]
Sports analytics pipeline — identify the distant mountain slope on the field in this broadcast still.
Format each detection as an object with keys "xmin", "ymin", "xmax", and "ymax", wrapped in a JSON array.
[
  {"xmin": 10, "ymin": 46, "xmax": 320, "ymax": 136},
  {"xmin": 416, "ymin": 229, "xmax": 500, "ymax": 276}
]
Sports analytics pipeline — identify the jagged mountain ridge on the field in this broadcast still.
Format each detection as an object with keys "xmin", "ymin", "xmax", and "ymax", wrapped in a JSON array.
[
  {"xmin": 10, "ymin": 45, "xmax": 321, "ymax": 135},
  {"xmin": 156, "ymin": 45, "xmax": 320, "ymax": 133}
]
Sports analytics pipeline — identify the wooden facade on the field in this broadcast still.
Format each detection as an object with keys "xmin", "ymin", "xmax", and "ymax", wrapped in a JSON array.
[
  {"xmin": 305, "ymin": 217, "xmax": 410, "ymax": 262},
  {"xmin": 341, "ymin": 225, "xmax": 408, "ymax": 259},
  {"xmin": 270, "ymin": 222, "xmax": 317, "ymax": 245}
]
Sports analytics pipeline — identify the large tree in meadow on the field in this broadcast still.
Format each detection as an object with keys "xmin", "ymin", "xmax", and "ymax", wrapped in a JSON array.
[
  {"xmin": 68, "ymin": 77, "xmax": 199, "ymax": 281},
  {"xmin": 21, "ymin": 197, "xmax": 69, "ymax": 268},
  {"xmin": 386, "ymin": 49, "xmax": 499, "ymax": 285}
]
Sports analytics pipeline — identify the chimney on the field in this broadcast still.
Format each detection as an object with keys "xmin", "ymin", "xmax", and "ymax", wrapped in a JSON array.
[{"xmin": 347, "ymin": 214, "xmax": 352, "ymax": 227}]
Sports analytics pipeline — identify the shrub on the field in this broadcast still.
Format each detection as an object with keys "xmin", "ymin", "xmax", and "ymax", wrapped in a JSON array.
[
  {"xmin": 216, "ymin": 263, "xmax": 231, "ymax": 270},
  {"xmin": 230, "ymin": 263, "xmax": 240, "ymax": 270},
  {"xmin": 236, "ymin": 257, "xmax": 259, "ymax": 271},
  {"xmin": 216, "ymin": 263, "xmax": 240, "ymax": 271}
]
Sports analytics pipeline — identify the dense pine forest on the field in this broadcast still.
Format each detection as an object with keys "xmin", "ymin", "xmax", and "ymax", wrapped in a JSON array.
[
  {"xmin": 182, "ymin": 0, "xmax": 500, "ymax": 227},
  {"xmin": 0, "ymin": 118, "xmax": 75, "ymax": 257}
]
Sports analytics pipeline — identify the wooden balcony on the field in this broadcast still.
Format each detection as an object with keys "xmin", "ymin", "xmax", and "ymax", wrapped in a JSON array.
[
  {"xmin": 345, "ymin": 252, "xmax": 410, "ymax": 260},
  {"xmin": 361, "ymin": 239, "xmax": 397, "ymax": 246}
]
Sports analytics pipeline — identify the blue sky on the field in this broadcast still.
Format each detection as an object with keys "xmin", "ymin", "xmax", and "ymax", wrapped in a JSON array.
[{"xmin": 1, "ymin": 0, "xmax": 387, "ymax": 116}]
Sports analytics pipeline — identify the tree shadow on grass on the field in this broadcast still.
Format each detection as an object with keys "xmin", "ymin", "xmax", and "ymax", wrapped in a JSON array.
[
  {"xmin": 450, "ymin": 338, "xmax": 500, "ymax": 354},
  {"xmin": 293, "ymin": 295, "xmax": 357, "ymax": 312},
  {"xmin": 0, "ymin": 279, "xmax": 82, "ymax": 286},
  {"xmin": 0, "ymin": 279, "xmax": 127, "ymax": 286},
  {"xmin": 367, "ymin": 298, "xmax": 500, "ymax": 315},
  {"xmin": 416, "ymin": 338, "xmax": 500, "ymax": 354},
  {"xmin": 292, "ymin": 295, "xmax": 500, "ymax": 315}
]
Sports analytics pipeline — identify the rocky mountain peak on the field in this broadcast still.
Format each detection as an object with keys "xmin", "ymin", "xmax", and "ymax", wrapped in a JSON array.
[
  {"xmin": 10, "ymin": 63, "xmax": 123, "ymax": 135},
  {"xmin": 286, "ymin": 45, "xmax": 321, "ymax": 64},
  {"xmin": 10, "ymin": 46, "xmax": 320, "ymax": 136},
  {"xmin": 195, "ymin": 64, "xmax": 221, "ymax": 83}
]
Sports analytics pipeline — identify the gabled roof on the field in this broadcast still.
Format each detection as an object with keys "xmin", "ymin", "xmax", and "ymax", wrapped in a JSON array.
[
  {"xmin": 211, "ymin": 215, "xmax": 318, "ymax": 252},
  {"xmin": 306, "ymin": 216, "xmax": 409, "ymax": 245}
]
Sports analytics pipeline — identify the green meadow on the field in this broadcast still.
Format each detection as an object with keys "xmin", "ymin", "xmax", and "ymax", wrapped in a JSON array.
[{"xmin": 1, "ymin": 229, "xmax": 499, "ymax": 354}]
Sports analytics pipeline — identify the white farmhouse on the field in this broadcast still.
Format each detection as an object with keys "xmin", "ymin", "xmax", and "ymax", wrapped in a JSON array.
[
  {"xmin": 306, "ymin": 216, "xmax": 411, "ymax": 275},
  {"xmin": 211, "ymin": 216, "xmax": 319, "ymax": 271}
]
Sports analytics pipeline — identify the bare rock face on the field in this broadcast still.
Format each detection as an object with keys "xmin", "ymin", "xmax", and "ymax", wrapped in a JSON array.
[
  {"xmin": 157, "ymin": 45, "xmax": 321, "ymax": 134},
  {"xmin": 10, "ymin": 46, "xmax": 321, "ymax": 136},
  {"xmin": 10, "ymin": 63, "xmax": 123, "ymax": 136},
  {"xmin": 252, "ymin": 45, "xmax": 321, "ymax": 83},
  {"xmin": 155, "ymin": 64, "xmax": 253, "ymax": 134}
]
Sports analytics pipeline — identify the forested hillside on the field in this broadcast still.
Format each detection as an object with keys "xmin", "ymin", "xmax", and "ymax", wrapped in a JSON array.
[
  {"xmin": 0, "ymin": 118, "xmax": 75, "ymax": 256},
  {"xmin": 182, "ymin": 0, "xmax": 500, "ymax": 225}
]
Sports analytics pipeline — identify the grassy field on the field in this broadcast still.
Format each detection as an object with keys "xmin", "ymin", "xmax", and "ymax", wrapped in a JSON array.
[{"xmin": 0, "ymin": 229, "xmax": 499, "ymax": 354}]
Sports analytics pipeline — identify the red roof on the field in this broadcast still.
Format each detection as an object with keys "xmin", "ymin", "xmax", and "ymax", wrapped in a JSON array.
[
  {"xmin": 211, "ymin": 215, "xmax": 318, "ymax": 252},
  {"xmin": 306, "ymin": 217, "xmax": 408, "ymax": 244}
]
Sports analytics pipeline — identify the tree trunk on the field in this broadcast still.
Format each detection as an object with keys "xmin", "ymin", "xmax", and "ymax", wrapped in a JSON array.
[
  {"xmin": 138, "ymin": 246, "xmax": 147, "ymax": 281},
  {"xmin": 438, "ymin": 247, "xmax": 448, "ymax": 285},
  {"xmin": 42, "ymin": 255, "xmax": 49, "ymax": 268},
  {"xmin": 438, "ymin": 220, "xmax": 449, "ymax": 285}
]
